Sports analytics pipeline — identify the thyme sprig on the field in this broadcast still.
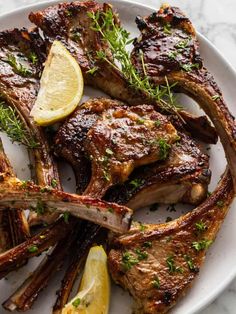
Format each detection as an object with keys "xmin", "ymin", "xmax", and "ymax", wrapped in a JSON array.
[
  {"xmin": 88, "ymin": 10, "xmax": 181, "ymax": 117},
  {"xmin": 0, "ymin": 101, "xmax": 39, "ymax": 148},
  {"xmin": 7, "ymin": 54, "xmax": 32, "ymax": 77}
]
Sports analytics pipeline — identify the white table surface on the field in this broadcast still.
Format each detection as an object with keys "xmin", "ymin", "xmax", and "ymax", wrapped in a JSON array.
[{"xmin": 1, "ymin": 0, "xmax": 236, "ymax": 313}]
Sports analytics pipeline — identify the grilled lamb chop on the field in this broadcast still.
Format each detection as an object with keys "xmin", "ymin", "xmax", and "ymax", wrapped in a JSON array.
[
  {"xmin": 55, "ymin": 98, "xmax": 210, "ymax": 205},
  {"xmin": 29, "ymin": 0, "xmax": 217, "ymax": 145},
  {"xmin": 56, "ymin": 98, "xmax": 178, "ymax": 198},
  {"xmin": 0, "ymin": 28, "xmax": 62, "ymax": 225},
  {"xmin": 131, "ymin": 5, "xmax": 236, "ymax": 188},
  {"xmin": 0, "ymin": 139, "xmax": 132, "ymax": 233},
  {"xmin": 108, "ymin": 169, "xmax": 233, "ymax": 314}
]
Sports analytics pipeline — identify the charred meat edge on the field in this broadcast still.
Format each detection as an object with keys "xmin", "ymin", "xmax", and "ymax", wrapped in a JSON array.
[
  {"xmin": 108, "ymin": 169, "xmax": 233, "ymax": 313},
  {"xmin": 28, "ymin": 1, "xmax": 217, "ymax": 145}
]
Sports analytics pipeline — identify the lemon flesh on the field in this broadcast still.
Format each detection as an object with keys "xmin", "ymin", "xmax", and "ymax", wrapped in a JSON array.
[
  {"xmin": 30, "ymin": 40, "xmax": 84, "ymax": 126},
  {"xmin": 62, "ymin": 246, "xmax": 110, "ymax": 314}
]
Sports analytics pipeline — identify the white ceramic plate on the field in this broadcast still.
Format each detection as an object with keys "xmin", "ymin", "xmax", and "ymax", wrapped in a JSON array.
[{"xmin": 0, "ymin": 1, "xmax": 236, "ymax": 313}]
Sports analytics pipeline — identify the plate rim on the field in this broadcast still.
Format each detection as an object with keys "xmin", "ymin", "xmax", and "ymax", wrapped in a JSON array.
[{"xmin": 0, "ymin": 1, "xmax": 236, "ymax": 313}]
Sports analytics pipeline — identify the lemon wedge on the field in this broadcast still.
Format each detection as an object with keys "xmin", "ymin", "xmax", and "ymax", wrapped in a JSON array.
[
  {"xmin": 62, "ymin": 246, "xmax": 110, "ymax": 314},
  {"xmin": 30, "ymin": 40, "xmax": 84, "ymax": 126}
]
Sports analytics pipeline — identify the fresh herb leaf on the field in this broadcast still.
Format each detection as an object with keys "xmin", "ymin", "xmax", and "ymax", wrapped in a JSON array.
[
  {"xmin": 28, "ymin": 245, "xmax": 38, "ymax": 253},
  {"xmin": 51, "ymin": 178, "xmax": 58, "ymax": 188},
  {"xmin": 63, "ymin": 212, "xmax": 70, "ymax": 223},
  {"xmin": 163, "ymin": 23, "xmax": 172, "ymax": 35},
  {"xmin": 0, "ymin": 101, "xmax": 39, "ymax": 148},
  {"xmin": 184, "ymin": 255, "xmax": 198, "ymax": 272},
  {"xmin": 88, "ymin": 10, "xmax": 181, "ymax": 117},
  {"xmin": 152, "ymin": 276, "xmax": 160, "ymax": 289},
  {"xmin": 139, "ymin": 222, "xmax": 146, "ymax": 231},
  {"xmin": 72, "ymin": 298, "xmax": 81, "ymax": 308},
  {"xmin": 155, "ymin": 120, "xmax": 161, "ymax": 127},
  {"xmin": 7, "ymin": 54, "xmax": 32, "ymax": 77},
  {"xmin": 175, "ymin": 38, "xmax": 190, "ymax": 49},
  {"xmin": 142, "ymin": 241, "xmax": 152, "ymax": 248},
  {"xmin": 168, "ymin": 51, "xmax": 178, "ymax": 60},
  {"xmin": 86, "ymin": 66, "xmax": 99, "ymax": 75},
  {"xmin": 158, "ymin": 138, "xmax": 171, "ymax": 160},
  {"xmin": 122, "ymin": 251, "xmax": 139, "ymax": 271},
  {"xmin": 192, "ymin": 239, "xmax": 213, "ymax": 251},
  {"xmin": 195, "ymin": 221, "xmax": 207, "ymax": 232},
  {"xmin": 212, "ymin": 94, "xmax": 220, "ymax": 101},
  {"xmin": 181, "ymin": 63, "xmax": 200, "ymax": 72},
  {"xmin": 35, "ymin": 200, "xmax": 45, "ymax": 215},
  {"xmin": 129, "ymin": 178, "xmax": 144, "ymax": 190},
  {"xmin": 135, "ymin": 248, "xmax": 148, "ymax": 260},
  {"xmin": 28, "ymin": 52, "xmax": 38, "ymax": 65},
  {"xmin": 166, "ymin": 255, "xmax": 183, "ymax": 273}
]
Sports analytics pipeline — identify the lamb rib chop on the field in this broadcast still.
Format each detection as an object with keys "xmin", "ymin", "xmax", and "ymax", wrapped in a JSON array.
[
  {"xmin": 0, "ymin": 138, "xmax": 132, "ymax": 233},
  {"xmin": 131, "ymin": 5, "xmax": 236, "ymax": 189},
  {"xmin": 108, "ymin": 169, "xmax": 234, "ymax": 314},
  {"xmin": 55, "ymin": 98, "xmax": 210, "ymax": 206},
  {"xmin": 56, "ymin": 98, "xmax": 178, "ymax": 198},
  {"xmin": 0, "ymin": 28, "xmax": 62, "ymax": 225},
  {"xmin": 29, "ymin": 0, "xmax": 217, "ymax": 145}
]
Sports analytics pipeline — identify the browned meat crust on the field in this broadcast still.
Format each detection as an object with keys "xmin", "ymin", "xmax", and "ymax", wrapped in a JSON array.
[
  {"xmin": 131, "ymin": 5, "xmax": 236, "ymax": 189},
  {"xmin": 29, "ymin": 1, "xmax": 217, "ymax": 144},
  {"xmin": 108, "ymin": 169, "xmax": 234, "ymax": 313},
  {"xmin": 106, "ymin": 132, "xmax": 210, "ymax": 207}
]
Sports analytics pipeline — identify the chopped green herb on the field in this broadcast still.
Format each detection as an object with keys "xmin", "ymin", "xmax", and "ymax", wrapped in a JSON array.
[
  {"xmin": 207, "ymin": 191, "xmax": 212, "ymax": 197},
  {"xmin": 63, "ymin": 212, "xmax": 70, "ymax": 223},
  {"xmin": 28, "ymin": 52, "xmax": 38, "ymax": 64},
  {"xmin": 139, "ymin": 222, "xmax": 147, "ymax": 231},
  {"xmin": 152, "ymin": 276, "xmax": 160, "ymax": 289},
  {"xmin": 122, "ymin": 252, "xmax": 139, "ymax": 271},
  {"xmin": 142, "ymin": 241, "xmax": 152, "ymax": 248},
  {"xmin": 35, "ymin": 200, "xmax": 45, "ymax": 215},
  {"xmin": 137, "ymin": 118, "xmax": 145, "ymax": 125},
  {"xmin": 86, "ymin": 66, "xmax": 99, "ymax": 75},
  {"xmin": 175, "ymin": 38, "xmax": 190, "ymax": 50},
  {"xmin": 184, "ymin": 255, "xmax": 198, "ymax": 272},
  {"xmin": 51, "ymin": 178, "xmax": 58, "ymax": 188},
  {"xmin": 129, "ymin": 178, "xmax": 144, "ymax": 190},
  {"xmin": 212, "ymin": 95, "xmax": 220, "ymax": 101},
  {"xmin": 158, "ymin": 138, "xmax": 171, "ymax": 160},
  {"xmin": 192, "ymin": 239, "xmax": 213, "ymax": 251},
  {"xmin": 7, "ymin": 54, "xmax": 32, "ymax": 77},
  {"xmin": 195, "ymin": 221, "xmax": 207, "ymax": 232},
  {"xmin": 135, "ymin": 248, "xmax": 148, "ymax": 260},
  {"xmin": 28, "ymin": 245, "xmax": 38, "ymax": 253},
  {"xmin": 163, "ymin": 23, "xmax": 172, "ymax": 35},
  {"xmin": 155, "ymin": 120, "xmax": 161, "ymax": 127},
  {"xmin": 65, "ymin": 9, "xmax": 73, "ymax": 17},
  {"xmin": 108, "ymin": 207, "xmax": 114, "ymax": 213},
  {"xmin": 166, "ymin": 255, "xmax": 183, "ymax": 273},
  {"xmin": 72, "ymin": 298, "xmax": 81, "ymax": 308},
  {"xmin": 168, "ymin": 51, "xmax": 178, "ymax": 60},
  {"xmin": 181, "ymin": 63, "xmax": 200, "ymax": 72}
]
